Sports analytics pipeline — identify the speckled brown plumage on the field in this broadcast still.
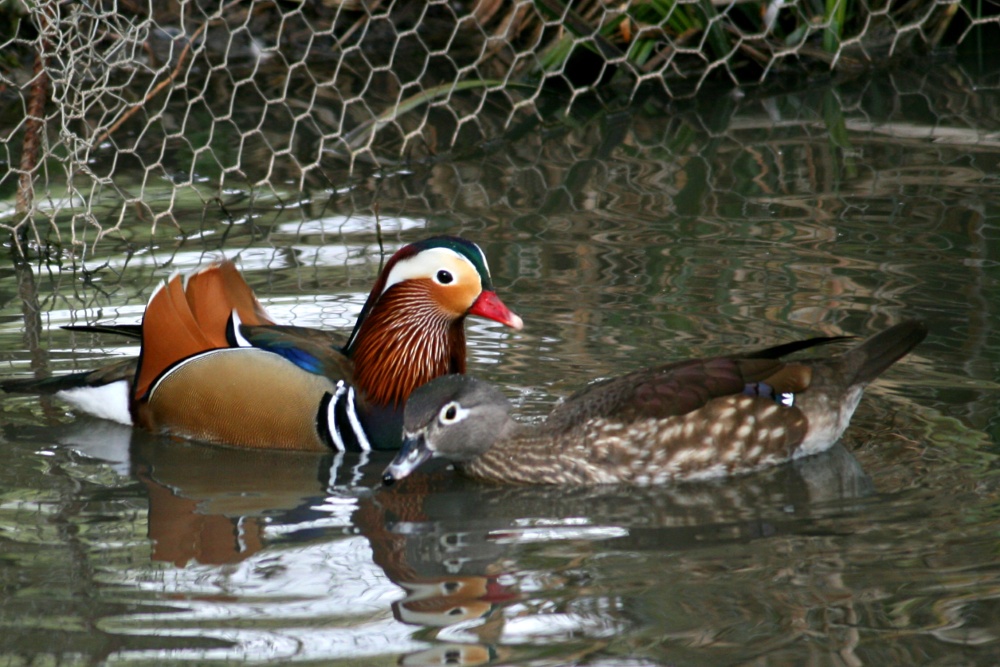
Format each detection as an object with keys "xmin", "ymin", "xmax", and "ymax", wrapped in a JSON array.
[{"xmin": 383, "ymin": 321, "xmax": 927, "ymax": 486}]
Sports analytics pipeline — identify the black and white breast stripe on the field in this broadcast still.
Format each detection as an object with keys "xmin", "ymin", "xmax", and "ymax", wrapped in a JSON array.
[
  {"xmin": 227, "ymin": 310, "xmax": 370, "ymax": 452},
  {"xmin": 226, "ymin": 309, "xmax": 254, "ymax": 348},
  {"xmin": 317, "ymin": 380, "xmax": 372, "ymax": 452}
]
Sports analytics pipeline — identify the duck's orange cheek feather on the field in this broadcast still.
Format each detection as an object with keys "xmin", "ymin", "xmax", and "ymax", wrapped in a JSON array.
[{"xmin": 422, "ymin": 276, "xmax": 475, "ymax": 317}]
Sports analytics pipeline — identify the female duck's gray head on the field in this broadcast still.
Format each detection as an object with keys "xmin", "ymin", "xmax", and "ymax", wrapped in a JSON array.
[{"xmin": 382, "ymin": 375, "xmax": 511, "ymax": 485}]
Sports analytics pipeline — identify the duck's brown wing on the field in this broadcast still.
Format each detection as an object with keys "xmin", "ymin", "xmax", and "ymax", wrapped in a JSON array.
[{"xmin": 545, "ymin": 355, "xmax": 811, "ymax": 433}]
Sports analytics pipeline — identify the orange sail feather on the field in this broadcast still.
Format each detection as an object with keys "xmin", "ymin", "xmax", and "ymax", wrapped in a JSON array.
[{"xmin": 134, "ymin": 262, "xmax": 273, "ymax": 400}]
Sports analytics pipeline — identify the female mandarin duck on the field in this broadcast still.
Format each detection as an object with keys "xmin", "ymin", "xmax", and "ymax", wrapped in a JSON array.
[
  {"xmin": 3, "ymin": 236, "xmax": 522, "ymax": 452},
  {"xmin": 383, "ymin": 321, "xmax": 926, "ymax": 485}
]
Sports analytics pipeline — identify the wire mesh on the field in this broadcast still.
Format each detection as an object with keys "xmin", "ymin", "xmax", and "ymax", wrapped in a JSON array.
[{"xmin": 0, "ymin": 0, "xmax": 994, "ymax": 252}]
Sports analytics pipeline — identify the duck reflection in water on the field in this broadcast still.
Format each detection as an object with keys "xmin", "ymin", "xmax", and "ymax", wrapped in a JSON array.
[
  {"xmin": 3, "ymin": 409, "xmax": 892, "ymax": 665},
  {"xmin": 364, "ymin": 442, "xmax": 879, "ymax": 665},
  {"xmin": 4, "ymin": 402, "xmax": 878, "ymax": 567}
]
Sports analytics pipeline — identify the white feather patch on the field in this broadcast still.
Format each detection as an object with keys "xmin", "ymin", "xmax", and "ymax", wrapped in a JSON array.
[
  {"xmin": 345, "ymin": 385, "xmax": 371, "ymax": 452},
  {"xmin": 229, "ymin": 309, "xmax": 252, "ymax": 347},
  {"xmin": 329, "ymin": 381, "xmax": 348, "ymax": 452},
  {"xmin": 382, "ymin": 247, "xmax": 473, "ymax": 293},
  {"xmin": 57, "ymin": 380, "xmax": 132, "ymax": 425}
]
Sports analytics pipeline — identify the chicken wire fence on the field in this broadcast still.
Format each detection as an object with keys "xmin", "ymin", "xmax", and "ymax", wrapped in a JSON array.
[{"xmin": 0, "ymin": 0, "xmax": 992, "ymax": 252}]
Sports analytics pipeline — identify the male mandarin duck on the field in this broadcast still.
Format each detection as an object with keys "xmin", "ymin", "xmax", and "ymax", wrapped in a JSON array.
[
  {"xmin": 3, "ymin": 236, "xmax": 523, "ymax": 451},
  {"xmin": 383, "ymin": 320, "xmax": 926, "ymax": 485}
]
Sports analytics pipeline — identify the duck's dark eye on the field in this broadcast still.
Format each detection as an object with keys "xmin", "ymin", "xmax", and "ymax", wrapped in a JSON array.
[{"xmin": 436, "ymin": 270, "xmax": 453, "ymax": 284}]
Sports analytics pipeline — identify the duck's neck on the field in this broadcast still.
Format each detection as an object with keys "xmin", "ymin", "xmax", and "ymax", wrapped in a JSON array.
[{"xmin": 348, "ymin": 283, "xmax": 466, "ymax": 408}]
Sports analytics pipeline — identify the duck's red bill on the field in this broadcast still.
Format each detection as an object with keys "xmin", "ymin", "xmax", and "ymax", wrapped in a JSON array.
[{"xmin": 469, "ymin": 291, "xmax": 523, "ymax": 330}]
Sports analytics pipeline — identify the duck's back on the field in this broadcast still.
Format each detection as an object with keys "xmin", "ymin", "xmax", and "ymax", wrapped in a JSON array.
[{"xmin": 466, "ymin": 322, "xmax": 926, "ymax": 485}]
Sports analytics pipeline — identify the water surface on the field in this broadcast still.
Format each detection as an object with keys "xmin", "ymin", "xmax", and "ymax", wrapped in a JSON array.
[{"xmin": 2, "ymin": 62, "xmax": 1000, "ymax": 665}]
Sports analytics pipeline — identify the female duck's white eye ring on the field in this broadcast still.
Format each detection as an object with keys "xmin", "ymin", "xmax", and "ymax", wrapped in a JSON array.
[
  {"xmin": 440, "ymin": 401, "xmax": 466, "ymax": 424},
  {"xmin": 435, "ymin": 269, "xmax": 454, "ymax": 285}
]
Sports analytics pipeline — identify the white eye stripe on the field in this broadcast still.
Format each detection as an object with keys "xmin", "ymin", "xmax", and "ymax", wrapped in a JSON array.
[{"xmin": 383, "ymin": 247, "xmax": 477, "ymax": 293}]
